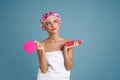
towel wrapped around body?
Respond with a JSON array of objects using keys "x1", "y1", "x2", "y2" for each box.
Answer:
[{"x1": 37, "y1": 51, "x2": 70, "y2": 80}]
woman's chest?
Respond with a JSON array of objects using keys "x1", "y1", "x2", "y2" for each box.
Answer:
[{"x1": 44, "y1": 43, "x2": 64, "y2": 51}]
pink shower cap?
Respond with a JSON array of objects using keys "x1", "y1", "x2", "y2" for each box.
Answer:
[{"x1": 40, "y1": 11, "x2": 62, "y2": 30}]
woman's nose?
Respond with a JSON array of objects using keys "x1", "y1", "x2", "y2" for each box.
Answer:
[{"x1": 51, "y1": 23, "x2": 54, "y2": 27}]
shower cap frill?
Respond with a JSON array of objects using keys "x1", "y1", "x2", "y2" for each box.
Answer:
[{"x1": 40, "y1": 11, "x2": 62, "y2": 30}]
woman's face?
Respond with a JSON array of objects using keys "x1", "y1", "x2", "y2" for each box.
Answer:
[{"x1": 44, "y1": 16, "x2": 60, "y2": 34}]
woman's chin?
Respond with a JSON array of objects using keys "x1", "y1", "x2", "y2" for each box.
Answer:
[{"x1": 50, "y1": 30, "x2": 58, "y2": 34}]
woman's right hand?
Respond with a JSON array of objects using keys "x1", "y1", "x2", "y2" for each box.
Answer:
[{"x1": 34, "y1": 40, "x2": 45, "y2": 52}]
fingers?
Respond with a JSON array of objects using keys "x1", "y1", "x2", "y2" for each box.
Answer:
[
  {"x1": 37, "y1": 46, "x2": 44, "y2": 50},
  {"x1": 34, "y1": 40, "x2": 41, "y2": 45},
  {"x1": 34, "y1": 40, "x2": 44, "y2": 50},
  {"x1": 74, "y1": 40, "x2": 79, "y2": 46},
  {"x1": 66, "y1": 45, "x2": 73, "y2": 49},
  {"x1": 34, "y1": 40, "x2": 37, "y2": 44},
  {"x1": 65, "y1": 40, "x2": 79, "y2": 49}
]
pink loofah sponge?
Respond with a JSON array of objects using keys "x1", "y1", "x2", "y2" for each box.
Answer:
[{"x1": 24, "y1": 40, "x2": 36, "y2": 54}]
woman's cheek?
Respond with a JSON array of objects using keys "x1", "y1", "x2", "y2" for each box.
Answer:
[{"x1": 44, "y1": 27, "x2": 49, "y2": 31}]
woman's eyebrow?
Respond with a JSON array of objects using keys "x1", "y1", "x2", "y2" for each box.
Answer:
[
  {"x1": 53, "y1": 19, "x2": 58, "y2": 21},
  {"x1": 45, "y1": 21, "x2": 51, "y2": 24}
]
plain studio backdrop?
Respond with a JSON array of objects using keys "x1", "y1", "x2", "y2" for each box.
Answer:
[{"x1": 0, "y1": 0, "x2": 120, "y2": 80}]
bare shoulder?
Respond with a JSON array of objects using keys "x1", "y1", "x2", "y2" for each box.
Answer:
[
  {"x1": 62, "y1": 38, "x2": 71, "y2": 42},
  {"x1": 60, "y1": 38, "x2": 71, "y2": 44}
]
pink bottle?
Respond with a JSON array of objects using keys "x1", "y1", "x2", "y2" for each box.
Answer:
[{"x1": 65, "y1": 40, "x2": 82, "y2": 46}]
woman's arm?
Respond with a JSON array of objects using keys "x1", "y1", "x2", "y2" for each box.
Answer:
[
  {"x1": 35, "y1": 41, "x2": 48, "y2": 73},
  {"x1": 63, "y1": 47, "x2": 73, "y2": 71},
  {"x1": 63, "y1": 40, "x2": 79, "y2": 71}
]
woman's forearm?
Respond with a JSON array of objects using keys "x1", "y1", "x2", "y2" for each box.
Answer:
[
  {"x1": 37, "y1": 50, "x2": 48, "y2": 73},
  {"x1": 63, "y1": 49, "x2": 73, "y2": 71}
]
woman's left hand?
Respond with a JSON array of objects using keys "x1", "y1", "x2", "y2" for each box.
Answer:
[{"x1": 63, "y1": 40, "x2": 79, "y2": 51}]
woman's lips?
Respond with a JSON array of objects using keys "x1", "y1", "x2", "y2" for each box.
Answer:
[{"x1": 51, "y1": 28, "x2": 56, "y2": 31}]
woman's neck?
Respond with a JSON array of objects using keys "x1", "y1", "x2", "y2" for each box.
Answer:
[{"x1": 48, "y1": 32, "x2": 62, "y2": 42}]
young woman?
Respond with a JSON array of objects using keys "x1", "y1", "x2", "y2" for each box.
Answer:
[{"x1": 35, "y1": 11, "x2": 79, "y2": 80}]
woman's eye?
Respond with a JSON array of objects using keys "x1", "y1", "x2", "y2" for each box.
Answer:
[
  {"x1": 54, "y1": 20, "x2": 58, "y2": 23},
  {"x1": 45, "y1": 22, "x2": 50, "y2": 26}
]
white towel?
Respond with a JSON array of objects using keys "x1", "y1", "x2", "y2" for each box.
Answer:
[{"x1": 37, "y1": 51, "x2": 71, "y2": 80}]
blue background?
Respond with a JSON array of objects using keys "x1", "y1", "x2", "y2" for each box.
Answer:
[{"x1": 0, "y1": 0, "x2": 120, "y2": 80}]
